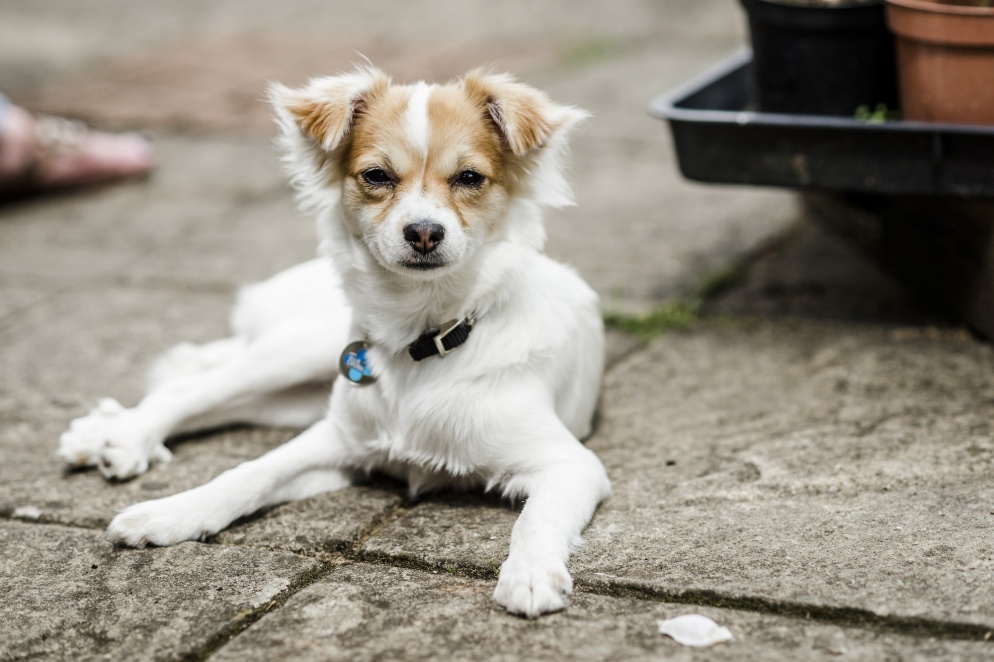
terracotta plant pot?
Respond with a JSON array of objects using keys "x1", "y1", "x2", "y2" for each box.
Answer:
[
  {"x1": 740, "y1": 0, "x2": 898, "y2": 116},
  {"x1": 887, "y1": 0, "x2": 994, "y2": 124}
]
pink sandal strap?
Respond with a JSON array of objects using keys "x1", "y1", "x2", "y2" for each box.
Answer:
[{"x1": 33, "y1": 114, "x2": 90, "y2": 158}]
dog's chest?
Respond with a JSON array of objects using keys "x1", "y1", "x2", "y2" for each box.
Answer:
[{"x1": 336, "y1": 349, "x2": 491, "y2": 476}]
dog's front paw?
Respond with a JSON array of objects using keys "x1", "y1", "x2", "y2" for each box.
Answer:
[
  {"x1": 493, "y1": 556, "x2": 573, "y2": 618},
  {"x1": 107, "y1": 494, "x2": 215, "y2": 548},
  {"x1": 58, "y1": 398, "x2": 171, "y2": 480}
]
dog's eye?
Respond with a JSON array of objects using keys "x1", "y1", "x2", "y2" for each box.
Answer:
[
  {"x1": 453, "y1": 170, "x2": 484, "y2": 188},
  {"x1": 362, "y1": 168, "x2": 395, "y2": 187}
]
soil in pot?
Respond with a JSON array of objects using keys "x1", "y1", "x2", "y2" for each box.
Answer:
[
  {"x1": 887, "y1": 0, "x2": 994, "y2": 124},
  {"x1": 741, "y1": 0, "x2": 899, "y2": 115}
]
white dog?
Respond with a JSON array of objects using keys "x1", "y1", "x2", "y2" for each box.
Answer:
[{"x1": 58, "y1": 68, "x2": 610, "y2": 618}]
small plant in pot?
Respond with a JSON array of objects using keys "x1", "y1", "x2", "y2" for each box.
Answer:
[
  {"x1": 740, "y1": 0, "x2": 899, "y2": 115},
  {"x1": 886, "y1": 0, "x2": 994, "y2": 124}
]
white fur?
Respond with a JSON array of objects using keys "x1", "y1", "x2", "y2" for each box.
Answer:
[
  {"x1": 405, "y1": 82, "x2": 431, "y2": 157},
  {"x1": 59, "y1": 70, "x2": 609, "y2": 618}
]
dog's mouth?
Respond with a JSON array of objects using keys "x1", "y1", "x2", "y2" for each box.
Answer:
[{"x1": 400, "y1": 256, "x2": 446, "y2": 271}]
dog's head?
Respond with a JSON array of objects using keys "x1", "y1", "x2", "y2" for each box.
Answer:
[{"x1": 270, "y1": 68, "x2": 586, "y2": 278}]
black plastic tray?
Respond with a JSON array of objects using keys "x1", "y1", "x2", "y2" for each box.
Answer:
[{"x1": 649, "y1": 52, "x2": 994, "y2": 197}]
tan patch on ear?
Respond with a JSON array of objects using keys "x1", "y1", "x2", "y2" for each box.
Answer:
[
  {"x1": 489, "y1": 89, "x2": 557, "y2": 156},
  {"x1": 286, "y1": 72, "x2": 391, "y2": 150},
  {"x1": 463, "y1": 71, "x2": 561, "y2": 156},
  {"x1": 287, "y1": 98, "x2": 352, "y2": 148}
]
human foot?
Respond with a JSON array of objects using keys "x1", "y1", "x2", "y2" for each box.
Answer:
[{"x1": 0, "y1": 104, "x2": 153, "y2": 199}]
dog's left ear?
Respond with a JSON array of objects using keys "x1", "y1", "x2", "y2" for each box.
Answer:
[{"x1": 464, "y1": 70, "x2": 588, "y2": 207}]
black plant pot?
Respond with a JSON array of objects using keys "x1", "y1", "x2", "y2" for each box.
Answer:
[{"x1": 740, "y1": 0, "x2": 898, "y2": 116}]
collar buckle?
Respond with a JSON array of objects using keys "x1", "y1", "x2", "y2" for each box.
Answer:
[{"x1": 432, "y1": 318, "x2": 461, "y2": 357}]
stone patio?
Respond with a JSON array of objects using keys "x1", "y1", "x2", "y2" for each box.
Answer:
[{"x1": 1, "y1": 1, "x2": 992, "y2": 659}]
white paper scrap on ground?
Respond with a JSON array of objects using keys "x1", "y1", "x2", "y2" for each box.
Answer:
[{"x1": 657, "y1": 614, "x2": 734, "y2": 647}]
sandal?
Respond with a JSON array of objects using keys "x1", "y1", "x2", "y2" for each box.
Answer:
[{"x1": 0, "y1": 105, "x2": 154, "y2": 201}]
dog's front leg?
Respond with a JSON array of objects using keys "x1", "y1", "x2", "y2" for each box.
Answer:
[
  {"x1": 106, "y1": 417, "x2": 351, "y2": 547},
  {"x1": 493, "y1": 433, "x2": 611, "y2": 618}
]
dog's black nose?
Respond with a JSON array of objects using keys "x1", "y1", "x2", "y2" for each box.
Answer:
[{"x1": 403, "y1": 221, "x2": 445, "y2": 255}]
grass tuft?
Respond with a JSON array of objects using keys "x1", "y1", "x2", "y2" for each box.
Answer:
[{"x1": 603, "y1": 299, "x2": 700, "y2": 339}]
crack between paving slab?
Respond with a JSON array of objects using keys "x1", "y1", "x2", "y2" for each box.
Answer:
[
  {"x1": 356, "y1": 548, "x2": 502, "y2": 582},
  {"x1": 333, "y1": 548, "x2": 994, "y2": 643},
  {"x1": 604, "y1": 335, "x2": 649, "y2": 371},
  {"x1": 574, "y1": 577, "x2": 994, "y2": 643},
  {"x1": 181, "y1": 559, "x2": 349, "y2": 662},
  {"x1": 343, "y1": 470, "x2": 994, "y2": 642},
  {"x1": 0, "y1": 504, "x2": 414, "y2": 662},
  {"x1": 187, "y1": 500, "x2": 413, "y2": 660},
  {"x1": 207, "y1": 541, "x2": 994, "y2": 646},
  {"x1": 0, "y1": 512, "x2": 107, "y2": 532},
  {"x1": 191, "y1": 500, "x2": 488, "y2": 662},
  {"x1": 348, "y1": 502, "x2": 415, "y2": 556},
  {"x1": 12, "y1": 500, "x2": 993, "y2": 647}
]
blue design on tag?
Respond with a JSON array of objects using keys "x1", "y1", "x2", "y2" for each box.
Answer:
[{"x1": 342, "y1": 345, "x2": 375, "y2": 384}]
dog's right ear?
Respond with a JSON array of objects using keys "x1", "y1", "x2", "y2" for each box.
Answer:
[
  {"x1": 269, "y1": 67, "x2": 391, "y2": 152},
  {"x1": 269, "y1": 67, "x2": 390, "y2": 209}
]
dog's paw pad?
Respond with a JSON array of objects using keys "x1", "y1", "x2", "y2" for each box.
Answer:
[
  {"x1": 57, "y1": 403, "x2": 165, "y2": 479},
  {"x1": 107, "y1": 496, "x2": 206, "y2": 548},
  {"x1": 99, "y1": 443, "x2": 150, "y2": 481},
  {"x1": 493, "y1": 557, "x2": 573, "y2": 618},
  {"x1": 98, "y1": 439, "x2": 171, "y2": 481},
  {"x1": 57, "y1": 429, "x2": 101, "y2": 468},
  {"x1": 108, "y1": 507, "x2": 163, "y2": 548},
  {"x1": 58, "y1": 403, "x2": 125, "y2": 467}
]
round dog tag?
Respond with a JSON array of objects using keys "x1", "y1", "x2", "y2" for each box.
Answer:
[{"x1": 339, "y1": 341, "x2": 377, "y2": 386}]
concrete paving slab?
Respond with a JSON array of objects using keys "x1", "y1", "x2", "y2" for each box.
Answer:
[
  {"x1": 122, "y1": 192, "x2": 316, "y2": 290},
  {"x1": 360, "y1": 492, "x2": 516, "y2": 576},
  {"x1": 0, "y1": 285, "x2": 231, "y2": 405},
  {"x1": 361, "y1": 323, "x2": 994, "y2": 631},
  {"x1": 2, "y1": 0, "x2": 991, "y2": 658},
  {"x1": 215, "y1": 482, "x2": 405, "y2": 556},
  {"x1": 603, "y1": 328, "x2": 645, "y2": 369},
  {"x1": 0, "y1": 280, "x2": 51, "y2": 323},
  {"x1": 0, "y1": 519, "x2": 319, "y2": 661},
  {"x1": 0, "y1": 282, "x2": 289, "y2": 529},
  {"x1": 0, "y1": 136, "x2": 306, "y2": 288},
  {"x1": 212, "y1": 562, "x2": 992, "y2": 662},
  {"x1": 577, "y1": 323, "x2": 994, "y2": 628},
  {"x1": 0, "y1": 184, "x2": 179, "y2": 284},
  {"x1": 1, "y1": 423, "x2": 294, "y2": 530}
]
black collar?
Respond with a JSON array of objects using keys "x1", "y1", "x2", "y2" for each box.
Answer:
[{"x1": 408, "y1": 315, "x2": 476, "y2": 361}]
